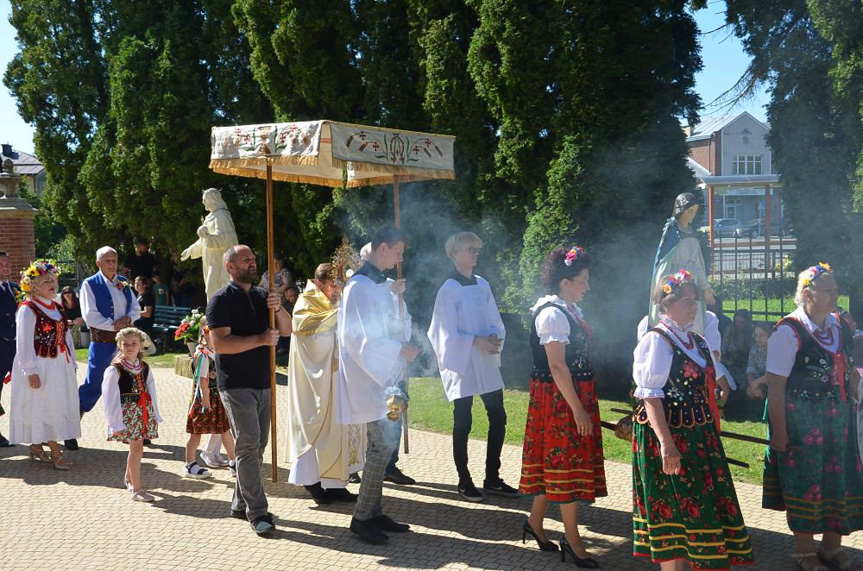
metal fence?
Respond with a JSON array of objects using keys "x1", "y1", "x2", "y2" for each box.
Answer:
[{"x1": 709, "y1": 236, "x2": 797, "y2": 323}]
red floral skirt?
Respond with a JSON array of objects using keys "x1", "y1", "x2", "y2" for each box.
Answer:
[
  {"x1": 186, "y1": 384, "x2": 231, "y2": 435},
  {"x1": 519, "y1": 372, "x2": 606, "y2": 503}
]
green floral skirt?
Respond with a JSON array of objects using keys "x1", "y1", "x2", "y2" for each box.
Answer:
[
  {"x1": 763, "y1": 395, "x2": 863, "y2": 534},
  {"x1": 632, "y1": 421, "x2": 754, "y2": 569}
]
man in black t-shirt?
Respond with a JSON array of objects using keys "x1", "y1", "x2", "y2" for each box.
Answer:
[
  {"x1": 206, "y1": 245, "x2": 292, "y2": 536},
  {"x1": 124, "y1": 239, "x2": 157, "y2": 280}
]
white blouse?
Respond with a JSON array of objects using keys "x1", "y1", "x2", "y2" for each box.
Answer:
[
  {"x1": 767, "y1": 306, "x2": 841, "y2": 378},
  {"x1": 531, "y1": 295, "x2": 583, "y2": 345},
  {"x1": 633, "y1": 318, "x2": 717, "y2": 399},
  {"x1": 102, "y1": 361, "x2": 163, "y2": 433}
]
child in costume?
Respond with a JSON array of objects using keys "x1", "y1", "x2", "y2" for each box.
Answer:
[
  {"x1": 184, "y1": 319, "x2": 235, "y2": 478},
  {"x1": 102, "y1": 327, "x2": 162, "y2": 502}
]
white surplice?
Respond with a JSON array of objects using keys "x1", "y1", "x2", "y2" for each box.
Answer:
[
  {"x1": 427, "y1": 275, "x2": 505, "y2": 402},
  {"x1": 335, "y1": 272, "x2": 411, "y2": 426}
]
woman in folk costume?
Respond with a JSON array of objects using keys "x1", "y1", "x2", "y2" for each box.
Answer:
[
  {"x1": 102, "y1": 327, "x2": 163, "y2": 502},
  {"x1": 650, "y1": 192, "x2": 715, "y2": 335},
  {"x1": 428, "y1": 232, "x2": 516, "y2": 502},
  {"x1": 632, "y1": 270, "x2": 753, "y2": 570},
  {"x1": 9, "y1": 261, "x2": 80, "y2": 469},
  {"x1": 287, "y1": 262, "x2": 364, "y2": 504},
  {"x1": 184, "y1": 319, "x2": 235, "y2": 479},
  {"x1": 763, "y1": 263, "x2": 863, "y2": 571},
  {"x1": 519, "y1": 246, "x2": 605, "y2": 568}
]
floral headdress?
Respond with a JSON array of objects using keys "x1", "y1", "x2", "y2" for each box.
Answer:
[
  {"x1": 801, "y1": 262, "x2": 832, "y2": 287},
  {"x1": 661, "y1": 269, "x2": 693, "y2": 296},
  {"x1": 19, "y1": 260, "x2": 60, "y2": 294},
  {"x1": 564, "y1": 246, "x2": 585, "y2": 267},
  {"x1": 115, "y1": 327, "x2": 156, "y2": 356}
]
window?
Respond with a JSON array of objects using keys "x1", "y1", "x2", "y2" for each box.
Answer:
[{"x1": 732, "y1": 155, "x2": 763, "y2": 175}]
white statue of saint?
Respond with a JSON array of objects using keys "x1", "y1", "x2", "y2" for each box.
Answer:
[{"x1": 180, "y1": 188, "x2": 239, "y2": 300}]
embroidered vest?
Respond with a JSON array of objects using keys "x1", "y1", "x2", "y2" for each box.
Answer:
[
  {"x1": 21, "y1": 300, "x2": 68, "y2": 358},
  {"x1": 778, "y1": 315, "x2": 854, "y2": 401},
  {"x1": 85, "y1": 272, "x2": 133, "y2": 321},
  {"x1": 114, "y1": 362, "x2": 150, "y2": 400},
  {"x1": 529, "y1": 302, "x2": 595, "y2": 382},
  {"x1": 634, "y1": 329, "x2": 716, "y2": 429}
]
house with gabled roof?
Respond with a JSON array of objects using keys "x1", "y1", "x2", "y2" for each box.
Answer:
[
  {"x1": 0, "y1": 143, "x2": 45, "y2": 196},
  {"x1": 684, "y1": 112, "x2": 785, "y2": 245}
]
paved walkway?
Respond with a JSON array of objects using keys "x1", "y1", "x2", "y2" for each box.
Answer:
[{"x1": 1, "y1": 364, "x2": 862, "y2": 570}]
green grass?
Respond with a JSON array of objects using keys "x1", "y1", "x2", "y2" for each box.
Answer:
[
  {"x1": 722, "y1": 295, "x2": 850, "y2": 322},
  {"x1": 406, "y1": 377, "x2": 769, "y2": 485}
]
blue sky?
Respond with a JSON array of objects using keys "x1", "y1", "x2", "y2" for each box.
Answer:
[{"x1": 0, "y1": 0, "x2": 769, "y2": 155}]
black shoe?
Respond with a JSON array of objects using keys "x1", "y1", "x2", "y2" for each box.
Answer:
[
  {"x1": 0, "y1": 434, "x2": 12, "y2": 448},
  {"x1": 384, "y1": 467, "x2": 416, "y2": 485},
  {"x1": 229, "y1": 508, "x2": 247, "y2": 520},
  {"x1": 64, "y1": 439, "x2": 79, "y2": 451},
  {"x1": 304, "y1": 482, "x2": 331, "y2": 505},
  {"x1": 483, "y1": 479, "x2": 519, "y2": 498},
  {"x1": 250, "y1": 515, "x2": 275, "y2": 536},
  {"x1": 560, "y1": 537, "x2": 599, "y2": 568},
  {"x1": 523, "y1": 519, "x2": 558, "y2": 552},
  {"x1": 350, "y1": 517, "x2": 389, "y2": 544},
  {"x1": 348, "y1": 472, "x2": 362, "y2": 484},
  {"x1": 457, "y1": 481, "x2": 485, "y2": 503},
  {"x1": 326, "y1": 488, "x2": 358, "y2": 503},
  {"x1": 371, "y1": 514, "x2": 410, "y2": 533},
  {"x1": 143, "y1": 439, "x2": 152, "y2": 446}
]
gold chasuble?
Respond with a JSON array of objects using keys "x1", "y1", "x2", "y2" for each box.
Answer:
[{"x1": 286, "y1": 284, "x2": 365, "y2": 483}]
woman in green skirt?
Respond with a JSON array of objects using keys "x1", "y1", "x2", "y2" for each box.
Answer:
[
  {"x1": 632, "y1": 270, "x2": 754, "y2": 570},
  {"x1": 763, "y1": 263, "x2": 863, "y2": 571}
]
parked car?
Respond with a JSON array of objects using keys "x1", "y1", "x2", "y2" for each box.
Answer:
[
  {"x1": 731, "y1": 218, "x2": 794, "y2": 238},
  {"x1": 734, "y1": 219, "x2": 761, "y2": 238},
  {"x1": 714, "y1": 218, "x2": 742, "y2": 237}
]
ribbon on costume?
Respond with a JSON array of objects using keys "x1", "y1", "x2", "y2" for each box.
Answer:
[
  {"x1": 135, "y1": 369, "x2": 151, "y2": 430},
  {"x1": 832, "y1": 353, "x2": 848, "y2": 402},
  {"x1": 705, "y1": 365, "x2": 721, "y2": 431}
]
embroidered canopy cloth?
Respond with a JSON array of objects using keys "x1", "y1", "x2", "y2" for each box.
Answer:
[{"x1": 210, "y1": 120, "x2": 455, "y2": 187}]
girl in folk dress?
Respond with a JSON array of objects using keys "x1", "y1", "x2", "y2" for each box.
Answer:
[
  {"x1": 519, "y1": 247, "x2": 605, "y2": 568},
  {"x1": 632, "y1": 270, "x2": 753, "y2": 570},
  {"x1": 184, "y1": 320, "x2": 235, "y2": 479},
  {"x1": 9, "y1": 261, "x2": 81, "y2": 469},
  {"x1": 102, "y1": 328, "x2": 163, "y2": 502}
]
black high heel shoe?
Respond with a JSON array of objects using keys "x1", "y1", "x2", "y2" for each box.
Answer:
[
  {"x1": 522, "y1": 519, "x2": 558, "y2": 552},
  {"x1": 560, "y1": 537, "x2": 600, "y2": 568}
]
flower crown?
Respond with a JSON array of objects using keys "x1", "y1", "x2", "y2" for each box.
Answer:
[
  {"x1": 801, "y1": 262, "x2": 832, "y2": 287},
  {"x1": 564, "y1": 246, "x2": 585, "y2": 267},
  {"x1": 115, "y1": 327, "x2": 155, "y2": 351},
  {"x1": 662, "y1": 269, "x2": 693, "y2": 296},
  {"x1": 19, "y1": 260, "x2": 60, "y2": 293}
]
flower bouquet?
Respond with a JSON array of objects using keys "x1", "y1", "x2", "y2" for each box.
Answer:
[{"x1": 175, "y1": 309, "x2": 204, "y2": 345}]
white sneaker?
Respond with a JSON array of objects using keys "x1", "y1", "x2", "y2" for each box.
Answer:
[
  {"x1": 200, "y1": 450, "x2": 224, "y2": 469},
  {"x1": 215, "y1": 453, "x2": 231, "y2": 467},
  {"x1": 184, "y1": 461, "x2": 213, "y2": 479}
]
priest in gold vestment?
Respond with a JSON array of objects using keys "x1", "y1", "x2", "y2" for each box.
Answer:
[{"x1": 286, "y1": 263, "x2": 365, "y2": 503}]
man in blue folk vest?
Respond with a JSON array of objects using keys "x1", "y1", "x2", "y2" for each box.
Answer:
[{"x1": 76, "y1": 246, "x2": 140, "y2": 449}]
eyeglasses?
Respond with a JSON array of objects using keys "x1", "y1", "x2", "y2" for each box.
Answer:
[{"x1": 465, "y1": 247, "x2": 482, "y2": 255}]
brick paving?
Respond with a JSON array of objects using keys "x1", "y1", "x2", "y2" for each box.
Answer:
[{"x1": 1, "y1": 364, "x2": 862, "y2": 570}]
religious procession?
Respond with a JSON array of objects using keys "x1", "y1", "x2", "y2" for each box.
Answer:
[{"x1": 2, "y1": 1, "x2": 863, "y2": 569}]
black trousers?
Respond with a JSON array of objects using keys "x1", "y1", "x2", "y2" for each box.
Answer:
[{"x1": 452, "y1": 388, "x2": 506, "y2": 486}]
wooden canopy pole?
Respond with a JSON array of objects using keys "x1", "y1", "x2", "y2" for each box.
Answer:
[
  {"x1": 266, "y1": 164, "x2": 278, "y2": 482},
  {"x1": 393, "y1": 176, "x2": 409, "y2": 454}
]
